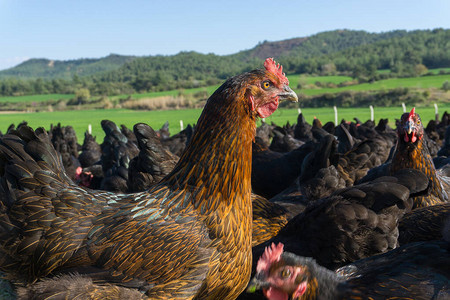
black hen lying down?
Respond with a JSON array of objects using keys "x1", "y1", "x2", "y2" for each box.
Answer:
[{"x1": 245, "y1": 240, "x2": 449, "y2": 300}]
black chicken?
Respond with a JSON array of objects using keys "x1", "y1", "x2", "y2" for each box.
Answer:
[
  {"x1": 252, "y1": 169, "x2": 429, "y2": 271},
  {"x1": 245, "y1": 240, "x2": 450, "y2": 299},
  {"x1": 127, "y1": 123, "x2": 179, "y2": 192},
  {"x1": 252, "y1": 137, "x2": 314, "y2": 199},
  {"x1": 99, "y1": 119, "x2": 139, "y2": 192}
]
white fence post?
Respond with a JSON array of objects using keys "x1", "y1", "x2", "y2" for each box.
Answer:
[
  {"x1": 402, "y1": 103, "x2": 406, "y2": 113},
  {"x1": 180, "y1": 120, "x2": 184, "y2": 131},
  {"x1": 298, "y1": 108, "x2": 302, "y2": 115},
  {"x1": 370, "y1": 105, "x2": 374, "y2": 121},
  {"x1": 88, "y1": 124, "x2": 92, "y2": 134},
  {"x1": 333, "y1": 106, "x2": 338, "y2": 125}
]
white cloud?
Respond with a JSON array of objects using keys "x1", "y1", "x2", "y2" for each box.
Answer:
[{"x1": 0, "y1": 56, "x2": 30, "y2": 71}]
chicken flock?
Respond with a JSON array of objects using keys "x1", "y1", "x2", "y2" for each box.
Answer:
[{"x1": 0, "y1": 58, "x2": 448, "y2": 300}]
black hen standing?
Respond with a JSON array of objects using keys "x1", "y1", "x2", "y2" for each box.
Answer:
[
  {"x1": 78, "y1": 131, "x2": 102, "y2": 169},
  {"x1": 127, "y1": 123, "x2": 179, "y2": 192},
  {"x1": 99, "y1": 119, "x2": 139, "y2": 192},
  {"x1": 160, "y1": 124, "x2": 194, "y2": 157},
  {"x1": 49, "y1": 123, "x2": 81, "y2": 181}
]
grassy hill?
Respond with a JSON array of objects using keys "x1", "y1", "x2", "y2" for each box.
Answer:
[
  {"x1": 2, "y1": 29, "x2": 448, "y2": 82},
  {"x1": 0, "y1": 54, "x2": 136, "y2": 79},
  {"x1": 0, "y1": 29, "x2": 448, "y2": 99},
  {"x1": 235, "y1": 29, "x2": 410, "y2": 60},
  {"x1": 1, "y1": 70, "x2": 448, "y2": 113}
]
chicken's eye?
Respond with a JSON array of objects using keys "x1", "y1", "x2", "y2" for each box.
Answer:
[
  {"x1": 262, "y1": 81, "x2": 272, "y2": 90},
  {"x1": 281, "y1": 268, "x2": 291, "y2": 278}
]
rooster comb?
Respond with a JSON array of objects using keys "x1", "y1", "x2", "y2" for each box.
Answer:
[
  {"x1": 264, "y1": 58, "x2": 289, "y2": 84},
  {"x1": 256, "y1": 242, "x2": 284, "y2": 274},
  {"x1": 408, "y1": 107, "x2": 416, "y2": 121}
]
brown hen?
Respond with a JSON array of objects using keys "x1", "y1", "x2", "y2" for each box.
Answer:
[
  {"x1": 0, "y1": 58, "x2": 297, "y2": 299},
  {"x1": 360, "y1": 107, "x2": 450, "y2": 209},
  {"x1": 390, "y1": 107, "x2": 450, "y2": 208}
]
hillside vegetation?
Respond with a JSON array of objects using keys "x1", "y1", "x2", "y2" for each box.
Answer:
[
  {"x1": 0, "y1": 29, "x2": 448, "y2": 98},
  {"x1": 0, "y1": 54, "x2": 136, "y2": 79}
]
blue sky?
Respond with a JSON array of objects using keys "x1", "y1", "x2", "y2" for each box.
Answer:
[{"x1": 0, "y1": 0, "x2": 449, "y2": 70}]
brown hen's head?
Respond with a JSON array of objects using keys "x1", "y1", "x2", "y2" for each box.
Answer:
[
  {"x1": 247, "y1": 243, "x2": 341, "y2": 300},
  {"x1": 397, "y1": 107, "x2": 424, "y2": 145},
  {"x1": 246, "y1": 58, "x2": 298, "y2": 118}
]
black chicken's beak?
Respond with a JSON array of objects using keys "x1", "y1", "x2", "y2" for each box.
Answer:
[
  {"x1": 246, "y1": 273, "x2": 271, "y2": 293},
  {"x1": 404, "y1": 120, "x2": 416, "y2": 135},
  {"x1": 279, "y1": 85, "x2": 298, "y2": 102}
]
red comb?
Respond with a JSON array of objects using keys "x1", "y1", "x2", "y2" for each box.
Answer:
[
  {"x1": 76, "y1": 166, "x2": 83, "y2": 176},
  {"x1": 256, "y1": 243, "x2": 284, "y2": 274},
  {"x1": 264, "y1": 58, "x2": 289, "y2": 84},
  {"x1": 408, "y1": 107, "x2": 415, "y2": 120}
]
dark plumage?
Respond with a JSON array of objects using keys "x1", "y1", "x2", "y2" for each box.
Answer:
[
  {"x1": 360, "y1": 108, "x2": 450, "y2": 208},
  {"x1": 252, "y1": 169, "x2": 428, "y2": 271},
  {"x1": 390, "y1": 109, "x2": 450, "y2": 207},
  {"x1": 48, "y1": 123, "x2": 81, "y2": 180},
  {"x1": 255, "y1": 121, "x2": 274, "y2": 147},
  {"x1": 17, "y1": 274, "x2": 146, "y2": 299},
  {"x1": 398, "y1": 202, "x2": 450, "y2": 245},
  {"x1": 127, "y1": 123, "x2": 179, "y2": 192},
  {"x1": 160, "y1": 124, "x2": 194, "y2": 157},
  {"x1": 244, "y1": 240, "x2": 450, "y2": 299},
  {"x1": 99, "y1": 119, "x2": 139, "y2": 192},
  {"x1": 437, "y1": 125, "x2": 450, "y2": 157},
  {"x1": 269, "y1": 127, "x2": 303, "y2": 153},
  {"x1": 78, "y1": 131, "x2": 102, "y2": 168},
  {"x1": 251, "y1": 137, "x2": 314, "y2": 199},
  {"x1": 156, "y1": 121, "x2": 170, "y2": 140}
]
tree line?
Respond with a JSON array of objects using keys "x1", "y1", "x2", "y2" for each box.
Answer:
[{"x1": 0, "y1": 29, "x2": 448, "y2": 97}]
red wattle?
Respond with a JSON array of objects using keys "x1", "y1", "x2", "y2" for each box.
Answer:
[
  {"x1": 263, "y1": 287, "x2": 288, "y2": 300},
  {"x1": 256, "y1": 98, "x2": 279, "y2": 118},
  {"x1": 249, "y1": 95, "x2": 255, "y2": 112},
  {"x1": 293, "y1": 281, "x2": 308, "y2": 298}
]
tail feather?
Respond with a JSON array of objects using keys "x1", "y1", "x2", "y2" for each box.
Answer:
[
  {"x1": 0, "y1": 126, "x2": 102, "y2": 281},
  {"x1": 17, "y1": 274, "x2": 146, "y2": 299},
  {"x1": 0, "y1": 126, "x2": 69, "y2": 183}
]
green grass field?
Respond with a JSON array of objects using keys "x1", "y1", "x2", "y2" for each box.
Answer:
[
  {"x1": 299, "y1": 74, "x2": 450, "y2": 96},
  {"x1": 427, "y1": 68, "x2": 450, "y2": 74},
  {"x1": 1, "y1": 69, "x2": 448, "y2": 105},
  {"x1": 0, "y1": 93, "x2": 74, "y2": 103},
  {"x1": 2, "y1": 104, "x2": 449, "y2": 143},
  {"x1": 287, "y1": 74, "x2": 353, "y2": 87},
  {"x1": 110, "y1": 85, "x2": 221, "y2": 101}
]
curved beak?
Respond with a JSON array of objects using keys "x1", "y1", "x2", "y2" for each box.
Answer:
[
  {"x1": 404, "y1": 120, "x2": 415, "y2": 135},
  {"x1": 246, "y1": 273, "x2": 271, "y2": 293},
  {"x1": 279, "y1": 85, "x2": 298, "y2": 103}
]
